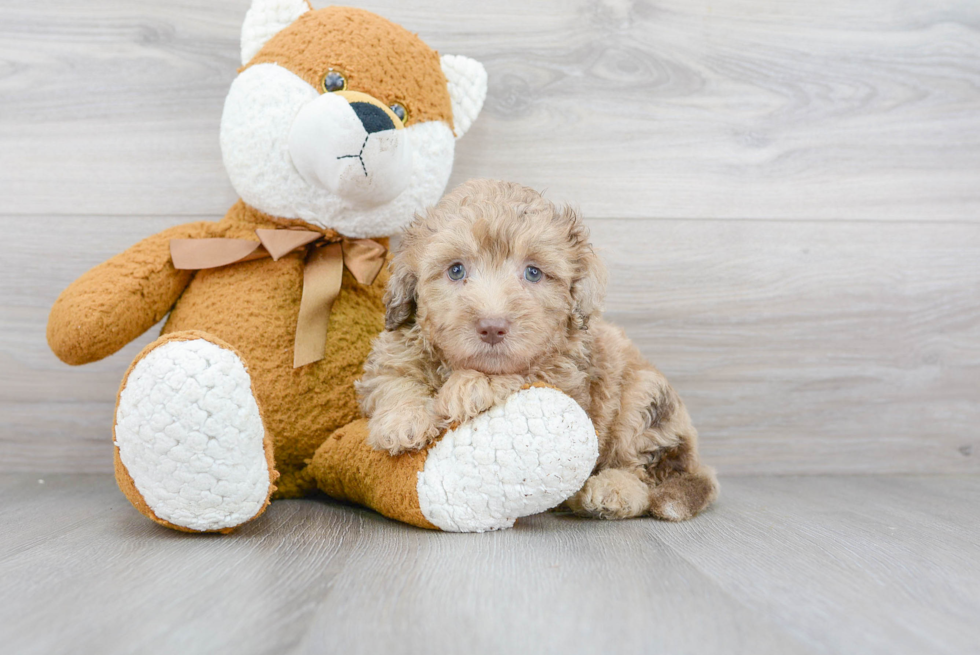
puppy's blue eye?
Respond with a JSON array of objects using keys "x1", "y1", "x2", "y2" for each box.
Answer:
[
  {"x1": 524, "y1": 266, "x2": 543, "y2": 282},
  {"x1": 448, "y1": 263, "x2": 466, "y2": 281}
]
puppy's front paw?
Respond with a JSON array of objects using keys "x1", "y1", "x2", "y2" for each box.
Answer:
[
  {"x1": 435, "y1": 370, "x2": 495, "y2": 425},
  {"x1": 367, "y1": 405, "x2": 444, "y2": 455},
  {"x1": 567, "y1": 469, "x2": 650, "y2": 520}
]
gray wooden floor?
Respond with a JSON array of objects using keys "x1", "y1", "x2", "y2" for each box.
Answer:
[{"x1": 1, "y1": 474, "x2": 977, "y2": 655}]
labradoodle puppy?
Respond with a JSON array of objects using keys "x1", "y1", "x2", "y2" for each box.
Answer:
[{"x1": 356, "y1": 179, "x2": 718, "y2": 521}]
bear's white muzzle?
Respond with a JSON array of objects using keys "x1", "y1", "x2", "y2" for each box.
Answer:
[{"x1": 288, "y1": 92, "x2": 412, "y2": 208}]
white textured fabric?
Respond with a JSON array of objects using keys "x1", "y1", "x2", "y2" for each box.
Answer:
[
  {"x1": 418, "y1": 387, "x2": 599, "y2": 532},
  {"x1": 221, "y1": 63, "x2": 456, "y2": 238},
  {"x1": 240, "y1": 0, "x2": 309, "y2": 65},
  {"x1": 114, "y1": 340, "x2": 270, "y2": 532},
  {"x1": 288, "y1": 92, "x2": 412, "y2": 207},
  {"x1": 440, "y1": 54, "x2": 488, "y2": 138}
]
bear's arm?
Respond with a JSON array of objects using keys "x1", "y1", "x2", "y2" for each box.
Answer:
[{"x1": 47, "y1": 221, "x2": 217, "y2": 365}]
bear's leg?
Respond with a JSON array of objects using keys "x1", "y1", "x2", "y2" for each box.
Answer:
[
  {"x1": 113, "y1": 331, "x2": 277, "y2": 533},
  {"x1": 308, "y1": 386, "x2": 598, "y2": 532}
]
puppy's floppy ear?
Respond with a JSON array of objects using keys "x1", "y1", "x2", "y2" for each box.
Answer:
[
  {"x1": 572, "y1": 249, "x2": 607, "y2": 329},
  {"x1": 562, "y1": 206, "x2": 608, "y2": 330},
  {"x1": 384, "y1": 255, "x2": 418, "y2": 331}
]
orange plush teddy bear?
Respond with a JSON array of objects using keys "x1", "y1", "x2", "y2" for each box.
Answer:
[{"x1": 48, "y1": 1, "x2": 598, "y2": 533}]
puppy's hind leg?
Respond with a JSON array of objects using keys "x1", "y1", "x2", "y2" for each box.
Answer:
[
  {"x1": 646, "y1": 438, "x2": 719, "y2": 522},
  {"x1": 565, "y1": 460, "x2": 717, "y2": 521}
]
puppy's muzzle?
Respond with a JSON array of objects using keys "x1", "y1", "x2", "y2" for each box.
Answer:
[{"x1": 288, "y1": 90, "x2": 412, "y2": 208}]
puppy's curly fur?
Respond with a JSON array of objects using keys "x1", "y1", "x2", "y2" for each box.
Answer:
[{"x1": 356, "y1": 179, "x2": 719, "y2": 521}]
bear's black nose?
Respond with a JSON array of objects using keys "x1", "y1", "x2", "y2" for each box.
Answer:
[{"x1": 350, "y1": 102, "x2": 395, "y2": 134}]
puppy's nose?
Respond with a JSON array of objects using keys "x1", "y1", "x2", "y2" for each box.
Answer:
[{"x1": 478, "y1": 318, "x2": 510, "y2": 345}]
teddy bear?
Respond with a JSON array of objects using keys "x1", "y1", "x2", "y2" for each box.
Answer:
[{"x1": 46, "y1": 0, "x2": 599, "y2": 533}]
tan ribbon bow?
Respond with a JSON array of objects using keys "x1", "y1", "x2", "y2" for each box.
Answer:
[{"x1": 170, "y1": 228, "x2": 387, "y2": 368}]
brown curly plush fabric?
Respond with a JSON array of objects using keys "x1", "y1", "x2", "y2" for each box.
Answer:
[
  {"x1": 247, "y1": 6, "x2": 454, "y2": 129},
  {"x1": 49, "y1": 201, "x2": 389, "y2": 499},
  {"x1": 310, "y1": 418, "x2": 438, "y2": 529},
  {"x1": 47, "y1": 221, "x2": 213, "y2": 366},
  {"x1": 47, "y1": 5, "x2": 466, "y2": 529},
  {"x1": 164, "y1": 203, "x2": 388, "y2": 497}
]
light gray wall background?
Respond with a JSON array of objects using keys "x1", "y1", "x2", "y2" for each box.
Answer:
[{"x1": 2, "y1": 0, "x2": 978, "y2": 475}]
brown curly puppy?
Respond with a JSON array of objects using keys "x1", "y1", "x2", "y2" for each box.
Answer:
[{"x1": 356, "y1": 179, "x2": 719, "y2": 521}]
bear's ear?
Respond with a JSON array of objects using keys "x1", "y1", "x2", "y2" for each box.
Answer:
[
  {"x1": 441, "y1": 55, "x2": 488, "y2": 138},
  {"x1": 240, "y1": 0, "x2": 312, "y2": 66}
]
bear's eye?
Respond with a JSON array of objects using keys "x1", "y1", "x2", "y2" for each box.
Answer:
[
  {"x1": 447, "y1": 263, "x2": 466, "y2": 281},
  {"x1": 389, "y1": 102, "x2": 408, "y2": 123},
  {"x1": 322, "y1": 70, "x2": 347, "y2": 93},
  {"x1": 524, "y1": 266, "x2": 543, "y2": 283}
]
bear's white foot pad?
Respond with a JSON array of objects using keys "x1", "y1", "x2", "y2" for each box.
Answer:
[
  {"x1": 417, "y1": 386, "x2": 599, "y2": 532},
  {"x1": 115, "y1": 339, "x2": 271, "y2": 531}
]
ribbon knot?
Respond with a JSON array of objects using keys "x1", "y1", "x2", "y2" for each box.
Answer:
[{"x1": 171, "y1": 228, "x2": 387, "y2": 368}]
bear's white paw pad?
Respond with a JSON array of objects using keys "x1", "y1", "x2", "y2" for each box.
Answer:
[
  {"x1": 417, "y1": 387, "x2": 598, "y2": 532},
  {"x1": 115, "y1": 339, "x2": 270, "y2": 531}
]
